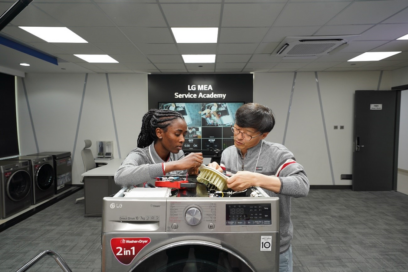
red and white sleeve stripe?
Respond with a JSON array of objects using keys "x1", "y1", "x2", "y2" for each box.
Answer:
[{"x1": 276, "y1": 159, "x2": 296, "y2": 177}]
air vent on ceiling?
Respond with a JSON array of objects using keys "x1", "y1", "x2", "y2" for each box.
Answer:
[{"x1": 273, "y1": 36, "x2": 356, "y2": 59}]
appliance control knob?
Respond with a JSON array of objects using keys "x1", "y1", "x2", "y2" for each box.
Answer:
[
  {"x1": 185, "y1": 207, "x2": 202, "y2": 226},
  {"x1": 208, "y1": 223, "x2": 215, "y2": 229},
  {"x1": 171, "y1": 223, "x2": 178, "y2": 229}
]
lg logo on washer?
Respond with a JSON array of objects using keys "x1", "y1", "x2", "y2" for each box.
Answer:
[
  {"x1": 110, "y1": 203, "x2": 122, "y2": 209},
  {"x1": 111, "y1": 238, "x2": 151, "y2": 265}
]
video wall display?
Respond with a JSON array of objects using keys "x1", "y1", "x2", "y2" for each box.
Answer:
[{"x1": 159, "y1": 102, "x2": 244, "y2": 153}]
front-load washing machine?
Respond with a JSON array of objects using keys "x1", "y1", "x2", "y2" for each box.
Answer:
[
  {"x1": 30, "y1": 152, "x2": 72, "y2": 194},
  {"x1": 10, "y1": 155, "x2": 55, "y2": 204},
  {"x1": 102, "y1": 185, "x2": 280, "y2": 272},
  {"x1": 0, "y1": 160, "x2": 33, "y2": 219}
]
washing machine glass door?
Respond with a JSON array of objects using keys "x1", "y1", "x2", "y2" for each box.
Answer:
[
  {"x1": 7, "y1": 170, "x2": 31, "y2": 201},
  {"x1": 36, "y1": 164, "x2": 53, "y2": 191},
  {"x1": 132, "y1": 242, "x2": 254, "y2": 272}
]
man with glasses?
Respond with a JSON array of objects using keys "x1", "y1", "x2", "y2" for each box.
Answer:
[{"x1": 209, "y1": 103, "x2": 309, "y2": 272}]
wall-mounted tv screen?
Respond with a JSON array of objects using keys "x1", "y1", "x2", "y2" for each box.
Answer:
[{"x1": 159, "y1": 102, "x2": 244, "y2": 155}]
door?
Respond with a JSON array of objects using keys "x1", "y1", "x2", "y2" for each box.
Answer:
[{"x1": 353, "y1": 91, "x2": 398, "y2": 191}]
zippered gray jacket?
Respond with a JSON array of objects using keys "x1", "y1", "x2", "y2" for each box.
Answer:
[
  {"x1": 221, "y1": 140, "x2": 309, "y2": 254},
  {"x1": 115, "y1": 142, "x2": 186, "y2": 186}
]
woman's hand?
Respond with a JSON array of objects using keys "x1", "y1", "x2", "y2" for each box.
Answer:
[
  {"x1": 207, "y1": 162, "x2": 223, "y2": 173},
  {"x1": 178, "y1": 152, "x2": 203, "y2": 169}
]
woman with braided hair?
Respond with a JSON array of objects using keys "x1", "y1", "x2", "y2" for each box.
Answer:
[{"x1": 114, "y1": 109, "x2": 203, "y2": 186}]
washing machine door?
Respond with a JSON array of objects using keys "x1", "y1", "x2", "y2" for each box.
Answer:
[
  {"x1": 7, "y1": 170, "x2": 31, "y2": 201},
  {"x1": 131, "y1": 241, "x2": 254, "y2": 272},
  {"x1": 36, "y1": 164, "x2": 53, "y2": 191}
]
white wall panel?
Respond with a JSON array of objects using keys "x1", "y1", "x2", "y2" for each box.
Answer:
[
  {"x1": 22, "y1": 74, "x2": 85, "y2": 154},
  {"x1": 284, "y1": 72, "x2": 332, "y2": 185},
  {"x1": 318, "y1": 71, "x2": 380, "y2": 186},
  {"x1": 391, "y1": 66, "x2": 408, "y2": 87},
  {"x1": 17, "y1": 78, "x2": 37, "y2": 155},
  {"x1": 253, "y1": 73, "x2": 294, "y2": 144},
  {"x1": 108, "y1": 74, "x2": 148, "y2": 158},
  {"x1": 74, "y1": 74, "x2": 117, "y2": 184}
]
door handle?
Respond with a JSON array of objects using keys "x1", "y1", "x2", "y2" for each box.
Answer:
[{"x1": 355, "y1": 136, "x2": 364, "y2": 152}]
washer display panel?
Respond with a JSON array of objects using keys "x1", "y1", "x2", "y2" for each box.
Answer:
[{"x1": 7, "y1": 170, "x2": 31, "y2": 201}]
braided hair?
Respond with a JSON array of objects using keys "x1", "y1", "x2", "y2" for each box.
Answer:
[{"x1": 137, "y1": 109, "x2": 184, "y2": 148}]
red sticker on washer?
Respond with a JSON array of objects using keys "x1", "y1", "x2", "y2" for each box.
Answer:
[{"x1": 111, "y1": 238, "x2": 151, "y2": 265}]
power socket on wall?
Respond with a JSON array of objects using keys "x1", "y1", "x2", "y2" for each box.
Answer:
[{"x1": 334, "y1": 125, "x2": 345, "y2": 130}]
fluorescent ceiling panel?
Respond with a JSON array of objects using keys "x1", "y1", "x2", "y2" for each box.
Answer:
[
  {"x1": 19, "y1": 27, "x2": 87, "y2": 43},
  {"x1": 172, "y1": 28, "x2": 218, "y2": 43},
  {"x1": 20, "y1": 63, "x2": 30, "y2": 66},
  {"x1": 397, "y1": 34, "x2": 408, "y2": 40},
  {"x1": 74, "y1": 54, "x2": 118, "y2": 63},
  {"x1": 348, "y1": 52, "x2": 401, "y2": 62},
  {"x1": 182, "y1": 55, "x2": 216, "y2": 63}
]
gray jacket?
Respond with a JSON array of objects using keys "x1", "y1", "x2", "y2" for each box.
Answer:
[
  {"x1": 115, "y1": 142, "x2": 186, "y2": 186},
  {"x1": 221, "y1": 140, "x2": 309, "y2": 253}
]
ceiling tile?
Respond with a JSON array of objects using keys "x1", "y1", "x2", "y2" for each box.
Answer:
[
  {"x1": 371, "y1": 41, "x2": 408, "y2": 52},
  {"x1": 262, "y1": 26, "x2": 320, "y2": 43},
  {"x1": 328, "y1": 1, "x2": 408, "y2": 25},
  {"x1": 93, "y1": 63, "x2": 131, "y2": 70},
  {"x1": 216, "y1": 55, "x2": 251, "y2": 63},
  {"x1": 215, "y1": 63, "x2": 246, "y2": 69},
  {"x1": 217, "y1": 43, "x2": 258, "y2": 54},
  {"x1": 93, "y1": 42, "x2": 140, "y2": 54},
  {"x1": 298, "y1": 62, "x2": 339, "y2": 71},
  {"x1": 255, "y1": 43, "x2": 279, "y2": 54},
  {"x1": 123, "y1": 63, "x2": 157, "y2": 70},
  {"x1": 274, "y1": 2, "x2": 349, "y2": 27},
  {"x1": 315, "y1": 25, "x2": 373, "y2": 36},
  {"x1": 161, "y1": 4, "x2": 221, "y2": 27},
  {"x1": 246, "y1": 62, "x2": 276, "y2": 69},
  {"x1": 35, "y1": 3, "x2": 115, "y2": 26},
  {"x1": 26, "y1": 42, "x2": 69, "y2": 55},
  {"x1": 69, "y1": 27, "x2": 130, "y2": 43},
  {"x1": 383, "y1": 7, "x2": 408, "y2": 24},
  {"x1": 154, "y1": 63, "x2": 186, "y2": 69},
  {"x1": 219, "y1": 28, "x2": 269, "y2": 43},
  {"x1": 354, "y1": 24, "x2": 408, "y2": 41},
  {"x1": 97, "y1": 3, "x2": 166, "y2": 26},
  {"x1": 109, "y1": 54, "x2": 151, "y2": 63},
  {"x1": 339, "y1": 41, "x2": 389, "y2": 53},
  {"x1": 185, "y1": 63, "x2": 215, "y2": 70},
  {"x1": 1, "y1": 26, "x2": 47, "y2": 43},
  {"x1": 136, "y1": 43, "x2": 179, "y2": 54},
  {"x1": 177, "y1": 44, "x2": 217, "y2": 54},
  {"x1": 159, "y1": 69, "x2": 188, "y2": 73},
  {"x1": 249, "y1": 54, "x2": 281, "y2": 63},
  {"x1": 54, "y1": 43, "x2": 106, "y2": 54},
  {"x1": 222, "y1": 3, "x2": 285, "y2": 27},
  {"x1": 5, "y1": 4, "x2": 61, "y2": 26},
  {"x1": 120, "y1": 27, "x2": 174, "y2": 43},
  {"x1": 147, "y1": 55, "x2": 183, "y2": 63}
]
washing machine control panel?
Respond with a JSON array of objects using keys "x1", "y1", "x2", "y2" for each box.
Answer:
[{"x1": 226, "y1": 204, "x2": 271, "y2": 226}]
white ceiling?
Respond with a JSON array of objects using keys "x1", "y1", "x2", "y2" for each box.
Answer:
[{"x1": 1, "y1": 0, "x2": 408, "y2": 74}]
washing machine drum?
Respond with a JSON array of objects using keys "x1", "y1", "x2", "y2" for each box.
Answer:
[
  {"x1": 36, "y1": 164, "x2": 53, "y2": 190},
  {"x1": 7, "y1": 170, "x2": 31, "y2": 201}
]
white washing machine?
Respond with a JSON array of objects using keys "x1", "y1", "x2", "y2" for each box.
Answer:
[
  {"x1": 102, "y1": 185, "x2": 280, "y2": 272},
  {"x1": 0, "y1": 160, "x2": 33, "y2": 219},
  {"x1": 16, "y1": 155, "x2": 55, "y2": 204}
]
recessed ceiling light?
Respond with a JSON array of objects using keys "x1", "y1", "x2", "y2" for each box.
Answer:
[
  {"x1": 397, "y1": 34, "x2": 408, "y2": 40},
  {"x1": 348, "y1": 52, "x2": 401, "y2": 62},
  {"x1": 19, "y1": 27, "x2": 87, "y2": 43},
  {"x1": 74, "y1": 54, "x2": 118, "y2": 63},
  {"x1": 20, "y1": 63, "x2": 30, "y2": 66},
  {"x1": 182, "y1": 55, "x2": 216, "y2": 63},
  {"x1": 172, "y1": 28, "x2": 218, "y2": 43}
]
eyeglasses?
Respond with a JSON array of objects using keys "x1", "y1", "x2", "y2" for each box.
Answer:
[{"x1": 231, "y1": 126, "x2": 261, "y2": 141}]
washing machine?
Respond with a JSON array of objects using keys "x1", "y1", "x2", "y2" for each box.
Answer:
[
  {"x1": 30, "y1": 152, "x2": 72, "y2": 194},
  {"x1": 10, "y1": 155, "x2": 55, "y2": 204},
  {"x1": 0, "y1": 160, "x2": 33, "y2": 219},
  {"x1": 102, "y1": 184, "x2": 280, "y2": 272}
]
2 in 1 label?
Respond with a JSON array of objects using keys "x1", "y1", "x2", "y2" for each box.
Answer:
[
  {"x1": 260, "y1": 236, "x2": 272, "y2": 251},
  {"x1": 110, "y1": 238, "x2": 151, "y2": 265}
]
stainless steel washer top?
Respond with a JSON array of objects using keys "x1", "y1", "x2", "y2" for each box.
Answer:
[{"x1": 102, "y1": 186, "x2": 280, "y2": 272}]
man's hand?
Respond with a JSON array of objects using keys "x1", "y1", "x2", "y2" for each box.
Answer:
[{"x1": 227, "y1": 171, "x2": 256, "y2": 191}]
